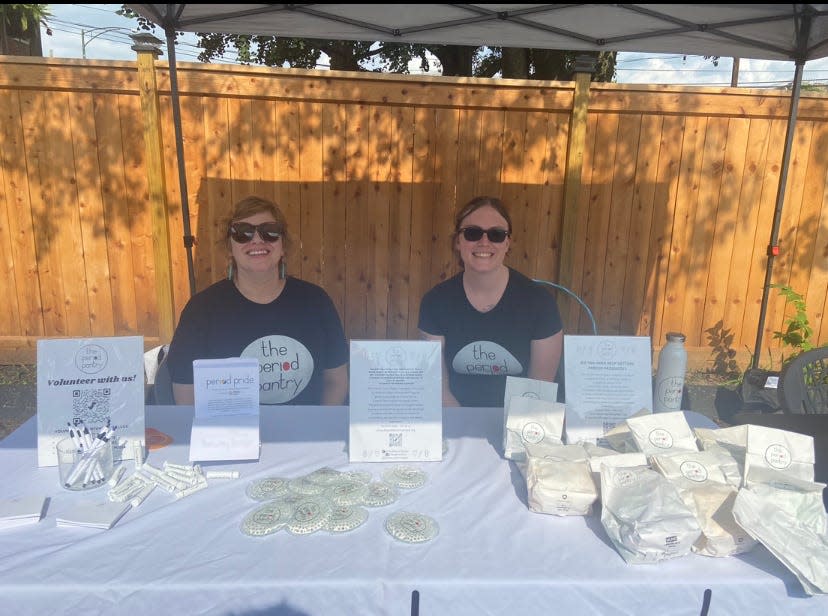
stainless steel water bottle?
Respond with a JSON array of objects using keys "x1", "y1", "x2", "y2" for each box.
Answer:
[{"x1": 654, "y1": 332, "x2": 687, "y2": 413}]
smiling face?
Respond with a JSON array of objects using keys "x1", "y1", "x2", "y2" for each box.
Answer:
[
  {"x1": 229, "y1": 211, "x2": 285, "y2": 278},
  {"x1": 455, "y1": 204, "x2": 511, "y2": 274}
]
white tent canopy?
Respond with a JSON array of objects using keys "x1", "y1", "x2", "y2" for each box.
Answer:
[
  {"x1": 130, "y1": 4, "x2": 828, "y2": 61},
  {"x1": 127, "y1": 4, "x2": 828, "y2": 364}
]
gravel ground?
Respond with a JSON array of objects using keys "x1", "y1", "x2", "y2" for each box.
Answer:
[{"x1": 0, "y1": 364, "x2": 36, "y2": 440}]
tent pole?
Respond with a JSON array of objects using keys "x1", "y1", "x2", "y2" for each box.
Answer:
[
  {"x1": 752, "y1": 59, "x2": 805, "y2": 369},
  {"x1": 164, "y1": 24, "x2": 197, "y2": 297}
]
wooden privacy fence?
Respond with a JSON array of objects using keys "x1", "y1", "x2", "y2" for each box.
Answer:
[{"x1": 0, "y1": 55, "x2": 826, "y2": 369}]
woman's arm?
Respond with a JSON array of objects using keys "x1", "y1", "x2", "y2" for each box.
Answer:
[
  {"x1": 528, "y1": 330, "x2": 563, "y2": 382},
  {"x1": 419, "y1": 330, "x2": 460, "y2": 407},
  {"x1": 321, "y1": 363, "x2": 349, "y2": 405}
]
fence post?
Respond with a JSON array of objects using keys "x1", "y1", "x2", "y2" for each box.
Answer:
[
  {"x1": 131, "y1": 33, "x2": 175, "y2": 344},
  {"x1": 557, "y1": 54, "x2": 596, "y2": 329}
]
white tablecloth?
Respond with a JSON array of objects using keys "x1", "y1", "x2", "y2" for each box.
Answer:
[{"x1": 0, "y1": 406, "x2": 825, "y2": 615}]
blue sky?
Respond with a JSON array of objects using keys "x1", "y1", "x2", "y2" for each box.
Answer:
[{"x1": 42, "y1": 4, "x2": 828, "y2": 87}]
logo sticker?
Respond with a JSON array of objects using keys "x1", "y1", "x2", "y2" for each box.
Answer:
[
  {"x1": 242, "y1": 335, "x2": 314, "y2": 404},
  {"x1": 451, "y1": 341, "x2": 522, "y2": 376}
]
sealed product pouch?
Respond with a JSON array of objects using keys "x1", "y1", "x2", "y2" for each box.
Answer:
[
  {"x1": 626, "y1": 411, "x2": 699, "y2": 457},
  {"x1": 733, "y1": 469, "x2": 828, "y2": 595},
  {"x1": 600, "y1": 464, "x2": 702, "y2": 564},
  {"x1": 523, "y1": 443, "x2": 596, "y2": 516},
  {"x1": 652, "y1": 449, "x2": 756, "y2": 557},
  {"x1": 694, "y1": 424, "x2": 747, "y2": 487},
  {"x1": 503, "y1": 397, "x2": 564, "y2": 462},
  {"x1": 744, "y1": 425, "x2": 815, "y2": 483}
]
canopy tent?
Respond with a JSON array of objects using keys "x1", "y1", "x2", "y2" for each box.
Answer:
[{"x1": 127, "y1": 3, "x2": 828, "y2": 364}]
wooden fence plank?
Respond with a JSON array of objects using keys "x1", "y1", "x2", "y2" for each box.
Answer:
[
  {"x1": 344, "y1": 103, "x2": 371, "y2": 338},
  {"x1": 601, "y1": 113, "x2": 642, "y2": 335},
  {"x1": 299, "y1": 101, "x2": 324, "y2": 287},
  {"x1": 701, "y1": 117, "x2": 749, "y2": 351},
  {"x1": 0, "y1": 89, "x2": 43, "y2": 337},
  {"x1": 683, "y1": 116, "x2": 728, "y2": 345},
  {"x1": 69, "y1": 91, "x2": 115, "y2": 336},
  {"x1": 202, "y1": 96, "x2": 231, "y2": 286},
  {"x1": 533, "y1": 112, "x2": 568, "y2": 284},
  {"x1": 581, "y1": 112, "x2": 620, "y2": 331},
  {"x1": 621, "y1": 114, "x2": 661, "y2": 337},
  {"x1": 408, "y1": 107, "x2": 439, "y2": 337},
  {"x1": 662, "y1": 116, "x2": 706, "y2": 338},
  {"x1": 388, "y1": 106, "x2": 415, "y2": 340},
  {"x1": 321, "y1": 104, "x2": 348, "y2": 325},
  {"x1": 95, "y1": 94, "x2": 140, "y2": 335}
]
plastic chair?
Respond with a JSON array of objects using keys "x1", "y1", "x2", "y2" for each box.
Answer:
[
  {"x1": 145, "y1": 349, "x2": 175, "y2": 406},
  {"x1": 778, "y1": 346, "x2": 828, "y2": 414}
]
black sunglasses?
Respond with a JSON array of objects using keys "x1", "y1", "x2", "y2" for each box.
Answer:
[
  {"x1": 229, "y1": 222, "x2": 283, "y2": 243},
  {"x1": 459, "y1": 226, "x2": 510, "y2": 243}
]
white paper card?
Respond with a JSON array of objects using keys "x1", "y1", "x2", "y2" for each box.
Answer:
[
  {"x1": 0, "y1": 495, "x2": 48, "y2": 530},
  {"x1": 349, "y1": 340, "x2": 442, "y2": 462},
  {"x1": 56, "y1": 501, "x2": 131, "y2": 530},
  {"x1": 190, "y1": 358, "x2": 260, "y2": 462},
  {"x1": 563, "y1": 335, "x2": 653, "y2": 446},
  {"x1": 36, "y1": 336, "x2": 145, "y2": 467}
]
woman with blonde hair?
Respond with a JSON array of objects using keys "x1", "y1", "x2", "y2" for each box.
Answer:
[{"x1": 166, "y1": 196, "x2": 348, "y2": 405}]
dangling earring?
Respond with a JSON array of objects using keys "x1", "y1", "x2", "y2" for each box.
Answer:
[
  {"x1": 279, "y1": 258, "x2": 287, "y2": 280},
  {"x1": 226, "y1": 258, "x2": 235, "y2": 281}
]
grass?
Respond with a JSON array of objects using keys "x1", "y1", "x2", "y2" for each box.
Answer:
[{"x1": 0, "y1": 364, "x2": 36, "y2": 386}]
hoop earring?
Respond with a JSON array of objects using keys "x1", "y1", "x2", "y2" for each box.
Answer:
[
  {"x1": 279, "y1": 259, "x2": 287, "y2": 280},
  {"x1": 226, "y1": 258, "x2": 235, "y2": 281}
]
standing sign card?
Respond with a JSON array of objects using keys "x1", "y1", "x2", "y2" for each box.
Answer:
[
  {"x1": 36, "y1": 336, "x2": 145, "y2": 467},
  {"x1": 563, "y1": 335, "x2": 653, "y2": 445},
  {"x1": 189, "y1": 357, "x2": 260, "y2": 462},
  {"x1": 349, "y1": 340, "x2": 442, "y2": 462}
]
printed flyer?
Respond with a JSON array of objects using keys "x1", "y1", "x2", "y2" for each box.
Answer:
[
  {"x1": 349, "y1": 340, "x2": 442, "y2": 462},
  {"x1": 189, "y1": 357, "x2": 260, "y2": 462},
  {"x1": 563, "y1": 335, "x2": 653, "y2": 445},
  {"x1": 36, "y1": 336, "x2": 145, "y2": 466}
]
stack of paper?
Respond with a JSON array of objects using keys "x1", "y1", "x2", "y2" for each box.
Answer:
[
  {"x1": 0, "y1": 495, "x2": 48, "y2": 529},
  {"x1": 56, "y1": 501, "x2": 131, "y2": 530}
]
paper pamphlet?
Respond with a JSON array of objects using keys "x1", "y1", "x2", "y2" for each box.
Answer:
[
  {"x1": 563, "y1": 335, "x2": 653, "y2": 445},
  {"x1": 349, "y1": 340, "x2": 442, "y2": 462},
  {"x1": 0, "y1": 495, "x2": 48, "y2": 529},
  {"x1": 36, "y1": 336, "x2": 145, "y2": 467},
  {"x1": 56, "y1": 501, "x2": 131, "y2": 530},
  {"x1": 189, "y1": 358, "x2": 260, "y2": 462}
]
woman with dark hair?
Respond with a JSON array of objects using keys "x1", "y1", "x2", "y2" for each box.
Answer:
[
  {"x1": 418, "y1": 196, "x2": 563, "y2": 407},
  {"x1": 166, "y1": 196, "x2": 348, "y2": 405}
]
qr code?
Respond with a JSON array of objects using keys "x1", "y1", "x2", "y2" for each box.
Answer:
[
  {"x1": 72, "y1": 388, "x2": 111, "y2": 425},
  {"x1": 603, "y1": 421, "x2": 617, "y2": 433},
  {"x1": 388, "y1": 433, "x2": 402, "y2": 447}
]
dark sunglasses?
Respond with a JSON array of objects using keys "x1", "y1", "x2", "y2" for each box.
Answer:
[
  {"x1": 229, "y1": 222, "x2": 283, "y2": 243},
  {"x1": 459, "y1": 226, "x2": 510, "y2": 243}
]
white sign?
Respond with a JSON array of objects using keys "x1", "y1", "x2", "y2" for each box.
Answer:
[
  {"x1": 349, "y1": 340, "x2": 442, "y2": 462},
  {"x1": 189, "y1": 358, "x2": 260, "y2": 462},
  {"x1": 36, "y1": 336, "x2": 145, "y2": 467},
  {"x1": 563, "y1": 335, "x2": 653, "y2": 445}
]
